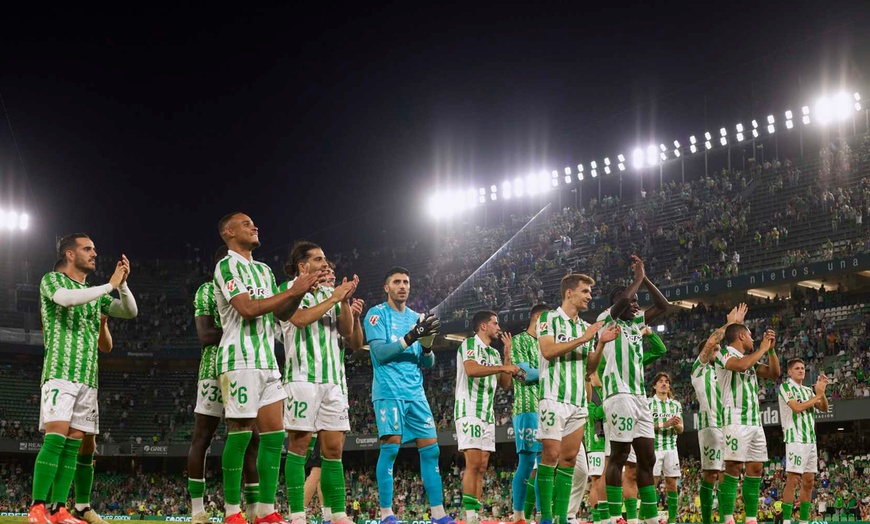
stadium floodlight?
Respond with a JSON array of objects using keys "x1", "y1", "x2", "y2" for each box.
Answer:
[
  {"x1": 802, "y1": 105, "x2": 810, "y2": 115},
  {"x1": 478, "y1": 195, "x2": 486, "y2": 204},
  {"x1": 719, "y1": 127, "x2": 727, "y2": 137},
  {"x1": 857, "y1": 102, "x2": 863, "y2": 112},
  {"x1": 720, "y1": 137, "x2": 727, "y2": 146},
  {"x1": 618, "y1": 162, "x2": 626, "y2": 171},
  {"x1": 551, "y1": 170, "x2": 559, "y2": 179},
  {"x1": 674, "y1": 148, "x2": 681, "y2": 158},
  {"x1": 786, "y1": 120, "x2": 794, "y2": 129},
  {"x1": 632, "y1": 148, "x2": 644, "y2": 169},
  {"x1": 564, "y1": 175, "x2": 572, "y2": 184},
  {"x1": 479, "y1": 187, "x2": 486, "y2": 195},
  {"x1": 618, "y1": 154, "x2": 626, "y2": 163},
  {"x1": 590, "y1": 169, "x2": 598, "y2": 178},
  {"x1": 752, "y1": 129, "x2": 759, "y2": 138},
  {"x1": 689, "y1": 135, "x2": 697, "y2": 145},
  {"x1": 491, "y1": 184, "x2": 497, "y2": 192},
  {"x1": 767, "y1": 114, "x2": 775, "y2": 124},
  {"x1": 785, "y1": 110, "x2": 793, "y2": 120},
  {"x1": 19, "y1": 213, "x2": 29, "y2": 230},
  {"x1": 736, "y1": 123, "x2": 744, "y2": 133},
  {"x1": 815, "y1": 96, "x2": 833, "y2": 125},
  {"x1": 659, "y1": 152, "x2": 667, "y2": 161},
  {"x1": 659, "y1": 143, "x2": 667, "y2": 152},
  {"x1": 736, "y1": 132, "x2": 744, "y2": 142},
  {"x1": 525, "y1": 175, "x2": 537, "y2": 195},
  {"x1": 704, "y1": 131, "x2": 712, "y2": 140},
  {"x1": 855, "y1": 92, "x2": 862, "y2": 101},
  {"x1": 590, "y1": 160, "x2": 598, "y2": 169},
  {"x1": 502, "y1": 180, "x2": 512, "y2": 199},
  {"x1": 551, "y1": 178, "x2": 559, "y2": 187},
  {"x1": 491, "y1": 193, "x2": 497, "y2": 200},
  {"x1": 705, "y1": 140, "x2": 712, "y2": 150},
  {"x1": 514, "y1": 177, "x2": 524, "y2": 197},
  {"x1": 540, "y1": 172, "x2": 552, "y2": 192},
  {"x1": 802, "y1": 115, "x2": 811, "y2": 125},
  {"x1": 604, "y1": 157, "x2": 611, "y2": 166},
  {"x1": 690, "y1": 144, "x2": 698, "y2": 153},
  {"x1": 467, "y1": 188, "x2": 478, "y2": 208},
  {"x1": 578, "y1": 172, "x2": 584, "y2": 181},
  {"x1": 751, "y1": 120, "x2": 759, "y2": 129},
  {"x1": 564, "y1": 166, "x2": 572, "y2": 175},
  {"x1": 577, "y1": 163, "x2": 584, "y2": 172},
  {"x1": 604, "y1": 166, "x2": 611, "y2": 174},
  {"x1": 656, "y1": 325, "x2": 665, "y2": 333},
  {"x1": 767, "y1": 124, "x2": 775, "y2": 134},
  {"x1": 646, "y1": 145, "x2": 658, "y2": 166},
  {"x1": 673, "y1": 140, "x2": 681, "y2": 148},
  {"x1": 427, "y1": 195, "x2": 440, "y2": 218}
]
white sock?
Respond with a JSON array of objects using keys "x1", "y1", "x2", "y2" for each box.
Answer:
[
  {"x1": 332, "y1": 512, "x2": 347, "y2": 521},
  {"x1": 465, "y1": 509, "x2": 478, "y2": 522},
  {"x1": 799, "y1": 521, "x2": 809, "y2": 524},
  {"x1": 628, "y1": 519, "x2": 640, "y2": 524},
  {"x1": 192, "y1": 498, "x2": 205, "y2": 515},
  {"x1": 323, "y1": 507, "x2": 332, "y2": 521},
  {"x1": 644, "y1": 518, "x2": 659, "y2": 524},
  {"x1": 75, "y1": 503, "x2": 89, "y2": 512},
  {"x1": 258, "y1": 503, "x2": 275, "y2": 518},
  {"x1": 784, "y1": 520, "x2": 791, "y2": 524},
  {"x1": 291, "y1": 512, "x2": 305, "y2": 519},
  {"x1": 380, "y1": 508, "x2": 395, "y2": 519},
  {"x1": 724, "y1": 515, "x2": 734, "y2": 523},
  {"x1": 432, "y1": 506, "x2": 446, "y2": 519},
  {"x1": 226, "y1": 504, "x2": 242, "y2": 516},
  {"x1": 514, "y1": 511, "x2": 524, "y2": 521}
]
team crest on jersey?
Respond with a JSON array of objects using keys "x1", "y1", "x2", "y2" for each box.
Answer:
[
  {"x1": 538, "y1": 322, "x2": 548, "y2": 334},
  {"x1": 369, "y1": 315, "x2": 380, "y2": 326},
  {"x1": 226, "y1": 280, "x2": 236, "y2": 292}
]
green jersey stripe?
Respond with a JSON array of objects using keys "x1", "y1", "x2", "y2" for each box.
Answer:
[
  {"x1": 455, "y1": 336, "x2": 501, "y2": 423},
  {"x1": 537, "y1": 308, "x2": 593, "y2": 407},
  {"x1": 511, "y1": 332, "x2": 540, "y2": 415},
  {"x1": 778, "y1": 379, "x2": 817, "y2": 444},
  {"x1": 650, "y1": 397, "x2": 682, "y2": 450},
  {"x1": 715, "y1": 345, "x2": 761, "y2": 427},
  {"x1": 598, "y1": 310, "x2": 647, "y2": 399},
  {"x1": 194, "y1": 282, "x2": 220, "y2": 381},
  {"x1": 280, "y1": 283, "x2": 346, "y2": 387}
]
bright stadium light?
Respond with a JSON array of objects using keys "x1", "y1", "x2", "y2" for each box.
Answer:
[
  {"x1": 673, "y1": 140, "x2": 681, "y2": 148},
  {"x1": 564, "y1": 175, "x2": 572, "y2": 184},
  {"x1": 674, "y1": 148, "x2": 681, "y2": 157},
  {"x1": 590, "y1": 160, "x2": 598, "y2": 170},
  {"x1": 705, "y1": 140, "x2": 712, "y2": 150},
  {"x1": 491, "y1": 193, "x2": 497, "y2": 201},
  {"x1": 502, "y1": 180, "x2": 512, "y2": 199},
  {"x1": 751, "y1": 120, "x2": 759, "y2": 129},
  {"x1": 720, "y1": 136, "x2": 727, "y2": 146},
  {"x1": 659, "y1": 143, "x2": 667, "y2": 152},
  {"x1": 514, "y1": 177, "x2": 524, "y2": 197},
  {"x1": 618, "y1": 154, "x2": 626, "y2": 163},
  {"x1": 786, "y1": 120, "x2": 794, "y2": 129},
  {"x1": 551, "y1": 170, "x2": 559, "y2": 180},
  {"x1": 803, "y1": 115, "x2": 811, "y2": 125},
  {"x1": 526, "y1": 175, "x2": 537, "y2": 195},
  {"x1": 736, "y1": 123, "x2": 744, "y2": 133},
  {"x1": 833, "y1": 92, "x2": 852, "y2": 121},
  {"x1": 736, "y1": 132, "x2": 744, "y2": 142},
  {"x1": 704, "y1": 131, "x2": 712, "y2": 140},
  {"x1": 540, "y1": 171, "x2": 552, "y2": 191},
  {"x1": 785, "y1": 110, "x2": 793, "y2": 120},
  {"x1": 767, "y1": 114, "x2": 775, "y2": 124},
  {"x1": 577, "y1": 172, "x2": 584, "y2": 181},
  {"x1": 577, "y1": 163, "x2": 584, "y2": 173},
  {"x1": 467, "y1": 188, "x2": 477, "y2": 208},
  {"x1": 490, "y1": 184, "x2": 497, "y2": 193},
  {"x1": 767, "y1": 124, "x2": 775, "y2": 134},
  {"x1": 689, "y1": 135, "x2": 697, "y2": 145},
  {"x1": 564, "y1": 166, "x2": 572, "y2": 174},
  {"x1": 719, "y1": 127, "x2": 727, "y2": 137},
  {"x1": 690, "y1": 144, "x2": 698, "y2": 153},
  {"x1": 752, "y1": 129, "x2": 759, "y2": 138},
  {"x1": 479, "y1": 187, "x2": 485, "y2": 195},
  {"x1": 604, "y1": 157, "x2": 611, "y2": 166},
  {"x1": 618, "y1": 162, "x2": 626, "y2": 171},
  {"x1": 855, "y1": 92, "x2": 862, "y2": 101},
  {"x1": 551, "y1": 178, "x2": 559, "y2": 187},
  {"x1": 802, "y1": 105, "x2": 810, "y2": 115},
  {"x1": 659, "y1": 152, "x2": 667, "y2": 161},
  {"x1": 604, "y1": 166, "x2": 611, "y2": 174},
  {"x1": 590, "y1": 169, "x2": 598, "y2": 178},
  {"x1": 19, "y1": 213, "x2": 29, "y2": 230},
  {"x1": 632, "y1": 148, "x2": 644, "y2": 169},
  {"x1": 646, "y1": 145, "x2": 658, "y2": 166}
]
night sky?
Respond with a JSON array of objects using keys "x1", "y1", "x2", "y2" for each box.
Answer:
[{"x1": 0, "y1": 2, "x2": 868, "y2": 266}]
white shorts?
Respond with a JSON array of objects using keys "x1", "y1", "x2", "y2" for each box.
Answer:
[
  {"x1": 786, "y1": 442, "x2": 819, "y2": 474},
  {"x1": 536, "y1": 398, "x2": 588, "y2": 441},
  {"x1": 587, "y1": 451, "x2": 605, "y2": 476},
  {"x1": 219, "y1": 369, "x2": 287, "y2": 419},
  {"x1": 605, "y1": 437, "x2": 636, "y2": 463},
  {"x1": 194, "y1": 379, "x2": 224, "y2": 418},
  {"x1": 723, "y1": 424, "x2": 768, "y2": 464},
  {"x1": 653, "y1": 449, "x2": 681, "y2": 477},
  {"x1": 283, "y1": 382, "x2": 350, "y2": 432},
  {"x1": 604, "y1": 394, "x2": 654, "y2": 442},
  {"x1": 39, "y1": 379, "x2": 99, "y2": 435},
  {"x1": 456, "y1": 416, "x2": 495, "y2": 451},
  {"x1": 699, "y1": 427, "x2": 724, "y2": 471}
]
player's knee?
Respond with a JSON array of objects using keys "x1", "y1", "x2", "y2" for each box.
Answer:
[
  {"x1": 419, "y1": 443, "x2": 439, "y2": 461},
  {"x1": 380, "y1": 442, "x2": 400, "y2": 462},
  {"x1": 702, "y1": 470, "x2": 718, "y2": 483}
]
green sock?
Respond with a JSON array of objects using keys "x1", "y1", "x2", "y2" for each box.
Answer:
[
  {"x1": 305, "y1": 437, "x2": 317, "y2": 461},
  {"x1": 284, "y1": 452, "x2": 306, "y2": 515},
  {"x1": 667, "y1": 491, "x2": 678, "y2": 522},
  {"x1": 256, "y1": 431, "x2": 284, "y2": 508},
  {"x1": 51, "y1": 437, "x2": 82, "y2": 505},
  {"x1": 537, "y1": 465, "x2": 555, "y2": 521},
  {"x1": 783, "y1": 502, "x2": 793, "y2": 522},
  {"x1": 32, "y1": 433, "x2": 66, "y2": 502},
  {"x1": 625, "y1": 497, "x2": 638, "y2": 521},
  {"x1": 799, "y1": 502, "x2": 811, "y2": 522},
  {"x1": 189, "y1": 478, "x2": 205, "y2": 502},
  {"x1": 591, "y1": 508, "x2": 599, "y2": 523},
  {"x1": 524, "y1": 478, "x2": 537, "y2": 519},
  {"x1": 743, "y1": 476, "x2": 761, "y2": 518},
  {"x1": 322, "y1": 458, "x2": 347, "y2": 517},
  {"x1": 463, "y1": 494, "x2": 479, "y2": 511},
  {"x1": 597, "y1": 502, "x2": 610, "y2": 522},
  {"x1": 223, "y1": 431, "x2": 253, "y2": 508},
  {"x1": 73, "y1": 453, "x2": 94, "y2": 506},
  {"x1": 553, "y1": 466, "x2": 572, "y2": 524},
  {"x1": 244, "y1": 483, "x2": 259, "y2": 505},
  {"x1": 638, "y1": 485, "x2": 658, "y2": 521},
  {"x1": 606, "y1": 485, "x2": 623, "y2": 521},
  {"x1": 700, "y1": 481, "x2": 714, "y2": 524},
  {"x1": 718, "y1": 474, "x2": 738, "y2": 520}
]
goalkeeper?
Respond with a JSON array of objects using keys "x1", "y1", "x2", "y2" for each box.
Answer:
[{"x1": 363, "y1": 266, "x2": 456, "y2": 524}]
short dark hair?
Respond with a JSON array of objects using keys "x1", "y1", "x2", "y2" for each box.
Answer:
[
  {"x1": 472, "y1": 310, "x2": 497, "y2": 332},
  {"x1": 530, "y1": 303, "x2": 550, "y2": 317},
  {"x1": 384, "y1": 266, "x2": 410, "y2": 283},
  {"x1": 56, "y1": 233, "x2": 90, "y2": 266},
  {"x1": 284, "y1": 240, "x2": 321, "y2": 278},
  {"x1": 214, "y1": 245, "x2": 229, "y2": 265},
  {"x1": 327, "y1": 260, "x2": 336, "y2": 270},
  {"x1": 217, "y1": 212, "x2": 242, "y2": 239},
  {"x1": 560, "y1": 273, "x2": 595, "y2": 301},
  {"x1": 787, "y1": 357, "x2": 805, "y2": 370},
  {"x1": 609, "y1": 286, "x2": 627, "y2": 305},
  {"x1": 725, "y1": 323, "x2": 748, "y2": 344}
]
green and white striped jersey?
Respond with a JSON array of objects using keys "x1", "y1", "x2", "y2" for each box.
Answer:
[
  {"x1": 650, "y1": 396, "x2": 682, "y2": 450},
  {"x1": 213, "y1": 250, "x2": 280, "y2": 375},
  {"x1": 714, "y1": 345, "x2": 761, "y2": 426},
  {"x1": 511, "y1": 331, "x2": 540, "y2": 415},
  {"x1": 39, "y1": 272, "x2": 113, "y2": 388},
  {"x1": 778, "y1": 378, "x2": 817, "y2": 444},
  {"x1": 455, "y1": 335, "x2": 502, "y2": 423},
  {"x1": 691, "y1": 356, "x2": 723, "y2": 430},
  {"x1": 597, "y1": 309, "x2": 647, "y2": 399},
  {"x1": 193, "y1": 281, "x2": 221, "y2": 381},
  {"x1": 537, "y1": 307, "x2": 595, "y2": 407},
  {"x1": 279, "y1": 281, "x2": 346, "y2": 391}
]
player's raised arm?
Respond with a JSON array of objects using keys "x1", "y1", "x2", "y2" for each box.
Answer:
[
  {"x1": 700, "y1": 303, "x2": 747, "y2": 364},
  {"x1": 346, "y1": 298, "x2": 366, "y2": 351},
  {"x1": 219, "y1": 260, "x2": 319, "y2": 321},
  {"x1": 586, "y1": 325, "x2": 619, "y2": 373},
  {"x1": 757, "y1": 330, "x2": 781, "y2": 379},
  {"x1": 539, "y1": 321, "x2": 604, "y2": 360}
]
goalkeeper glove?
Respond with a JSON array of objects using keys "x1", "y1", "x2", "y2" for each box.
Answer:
[{"x1": 405, "y1": 312, "x2": 440, "y2": 351}]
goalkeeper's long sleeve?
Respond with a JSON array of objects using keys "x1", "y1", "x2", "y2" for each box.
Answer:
[
  {"x1": 369, "y1": 339, "x2": 407, "y2": 364},
  {"x1": 420, "y1": 352, "x2": 435, "y2": 369},
  {"x1": 517, "y1": 362, "x2": 539, "y2": 383}
]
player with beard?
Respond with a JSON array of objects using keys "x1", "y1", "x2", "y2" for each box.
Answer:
[
  {"x1": 30, "y1": 234, "x2": 137, "y2": 524},
  {"x1": 364, "y1": 267, "x2": 456, "y2": 524},
  {"x1": 598, "y1": 255, "x2": 669, "y2": 524},
  {"x1": 214, "y1": 213, "x2": 320, "y2": 524}
]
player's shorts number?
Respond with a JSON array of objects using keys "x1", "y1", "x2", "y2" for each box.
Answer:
[
  {"x1": 725, "y1": 435, "x2": 738, "y2": 451},
  {"x1": 208, "y1": 386, "x2": 221, "y2": 403},
  {"x1": 704, "y1": 446, "x2": 721, "y2": 461},
  {"x1": 288, "y1": 400, "x2": 308, "y2": 419},
  {"x1": 50, "y1": 388, "x2": 59, "y2": 405},
  {"x1": 541, "y1": 410, "x2": 555, "y2": 427},
  {"x1": 616, "y1": 416, "x2": 634, "y2": 431},
  {"x1": 231, "y1": 385, "x2": 248, "y2": 405},
  {"x1": 465, "y1": 424, "x2": 482, "y2": 438},
  {"x1": 589, "y1": 455, "x2": 602, "y2": 468},
  {"x1": 789, "y1": 452, "x2": 802, "y2": 466}
]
